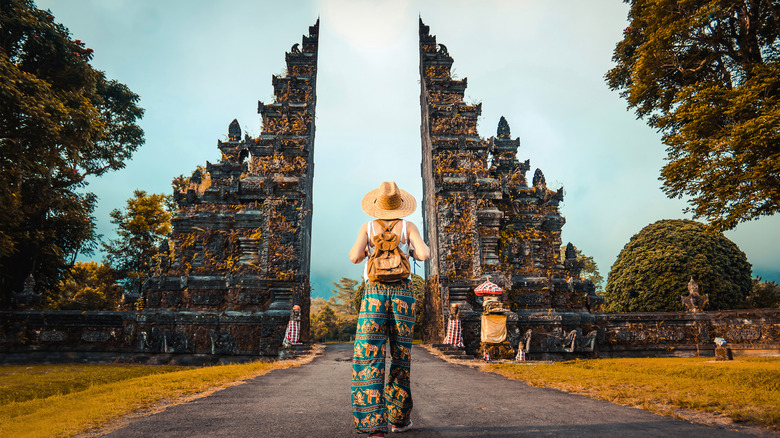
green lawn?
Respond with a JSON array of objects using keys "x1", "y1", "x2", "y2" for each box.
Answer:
[
  {"x1": 0, "y1": 360, "x2": 300, "y2": 438},
  {"x1": 487, "y1": 356, "x2": 780, "y2": 431}
]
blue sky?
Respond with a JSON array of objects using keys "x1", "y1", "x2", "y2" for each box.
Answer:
[{"x1": 37, "y1": 0, "x2": 780, "y2": 298}]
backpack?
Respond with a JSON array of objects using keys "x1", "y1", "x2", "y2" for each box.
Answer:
[{"x1": 366, "y1": 220, "x2": 411, "y2": 283}]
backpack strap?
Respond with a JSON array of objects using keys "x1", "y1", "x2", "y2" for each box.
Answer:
[{"x1": 379, "y1": 219, "x2": 398, "y2": 233}]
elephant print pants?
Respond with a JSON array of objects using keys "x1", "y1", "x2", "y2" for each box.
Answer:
[{"x1": 352, "y1": 280, "x2": 415, "y2": 434}]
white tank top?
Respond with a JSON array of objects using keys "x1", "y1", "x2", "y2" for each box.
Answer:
[{"x1": 363, "y1": 220, "x2": 410, "y2": 281}]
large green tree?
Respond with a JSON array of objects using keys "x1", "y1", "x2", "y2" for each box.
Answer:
[
  {"x1": 606, "y1": 0, "x2": 780, "y2": 231},
  {"x1": 604, "y1": 219, "x2": 752, "y2": 312},
  {"x1": 102, "y1": 191, "x2": 171, "y2": 292},
  {"x1": 0, "y1": 0, "x2": 144, "y2": 306}
]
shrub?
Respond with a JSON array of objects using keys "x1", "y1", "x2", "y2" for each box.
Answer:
[{"x1": 604, "y1": 219, "x2": 751, "y2": 312}]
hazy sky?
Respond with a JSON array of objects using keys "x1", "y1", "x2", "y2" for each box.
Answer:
[{"x1": 37, "y1": 0, "x2": 780, "y2": 298}]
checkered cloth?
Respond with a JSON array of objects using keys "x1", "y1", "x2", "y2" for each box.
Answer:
[
  {"x1": 283, "y1": 320, "x2": 301, "y2": 345},
  {"x1": 474, "y1": 280, "x2": 504, "y2": 296},
  {"x1": 516, "y1": 349, "x2": 526, "y2": 361},
  {"x1": 443, "y1": 319, "x2": 464, "y2": 348}
]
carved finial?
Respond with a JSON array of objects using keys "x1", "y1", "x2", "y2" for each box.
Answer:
[
  {"x1": 688, "y1": 277, "x2": 699, "y2": 295},
  {"x1": 190, "y1": 168, "x2": 202, "y2": 185},
  {"x1": 497, "y1": 116, "x2": 510, "y2": 138},
  {"x1": 682, "y1": 277, "x2": 709, "y2": 312},
  {"x1": 533, "y1": 168, "x2": 546, "y2": 188},
  {"x1": 23, "y1": 274, "x2": 35, "y2": 293},
  {"x1": 228, "y1": 119, "x2": 241, "y2": 141},
  {"x1": 438, "y1": 43, "x2": 448, "y2": 55},
  {"x1": 565, "y1": 242, "x2": 576, "y2": 260},
  {"x1": 290, "y1": 43, "x2": 300, "y2": 54}
]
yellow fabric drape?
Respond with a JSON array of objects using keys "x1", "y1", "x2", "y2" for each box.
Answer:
[{"x1": 481, "y1": 314, "x2": 507, "y2": 343}]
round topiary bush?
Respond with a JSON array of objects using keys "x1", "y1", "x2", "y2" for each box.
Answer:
[{"x1": 604, "y1": 219, "x2": 752, "y2": 312}]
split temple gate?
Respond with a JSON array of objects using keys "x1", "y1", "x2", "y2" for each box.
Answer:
[{"x1": 1, "y1": 19, "x2": 778, "y2": 363}]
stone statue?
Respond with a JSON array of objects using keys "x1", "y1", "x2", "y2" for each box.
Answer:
[
  {"x1": 681, "y1": 277, "x2": 709, "y2": 312},
  {"x1": 12, "y1": 274, "x2": 41, "y2": 308}
]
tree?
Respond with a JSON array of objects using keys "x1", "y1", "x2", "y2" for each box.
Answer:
[
  {"x1": 311, "y1": 304, "x2": 339, "y2": 342},
  {"x1": 48, "y1": 261, "x2": 121, "y2": 310},
  {"x1": 410, "y1": 273, "x2": 425, "y2": 335},
  {"x1": 606, "y1": 0, "x2": 780, "y2": 231},
  {"x1": 741, "y1": 277, "x2": 780, "y2": 308},
  {"x1": 330, "y1": 277, "x2": 360, "y2": 317},
  {"x1": 604, "y1": 219, "x2": 752, "y2": 312},
  {"x1": 102, "y1": 191, "x2": 171, "y2": 292},
  {"x1": 0, "y1": 0, "x2": 144, "y2": 306}
]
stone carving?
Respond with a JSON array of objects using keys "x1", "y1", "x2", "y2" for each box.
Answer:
[
  {"x1": 81, "y1": 330, "x2": 113, "y2": 343},
  {"x1": 681, "y1": 277, "x2": 709, "y2": 312},
  {"x1": 39, "y1": 330, "x2": 66, "y2": 342},
  {"x1": 12, "y1": 274, "x2": 40, "y2": 308},
  {"x1": 726, "y1": 327, "x2": 761, "y2": 342},
  {"x1": 540, "y1": 328, "x2": 597, "y2": 353},
  {"x1": 210, "y1": 328, "x2": 238, "y2": 355}
]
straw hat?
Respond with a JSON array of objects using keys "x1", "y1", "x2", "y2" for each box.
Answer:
[{"x1": 361, "y1": 181, "x2": 417, "y2": 219}]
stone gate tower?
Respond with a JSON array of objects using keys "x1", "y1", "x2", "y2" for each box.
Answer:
[
  {"x1": 419, "y1": 19, "x2": 599, "y2": 354},
  {"x1": 140, "y1": 20, "x2": 319, "y2": 357}
]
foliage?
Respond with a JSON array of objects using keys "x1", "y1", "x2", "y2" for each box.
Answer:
[
  {"x1": 490, "y1": 356, "x2": 780, "y2": 431},
  {"x1": 0, "y1": 360, "x2": 297, "y2": 438},
  {"x1": 311, "y1": 304, "x2": 340, "y2": 341},
  {"x1": 310, "y1": 278, "x2": 361, "y2": 342},
  {"x1": 606, "y1": 0, "x2": 780, "y2": 231},
  {"x1": 604, "y1": 219, "x2": 752, "y2": 312},
  {"x1": 102, "y1": 190, "x2": 171, "y2": 292},
  {"x1": 330, "y1": 277, "x2": 360, "y2": 316},
  {"x1": 561, "y1": 245, "x2": 604, "y2": 292},
  {"x1": 411, "y1": 273, "x2": 425, "y2": 333},
  {"x1": 0, "y1": 0, "x2": 144, "y2": 306},
  {"x1": 46, "y1": 261, "x2": 121, "y2": 310},
  {"x1": 741, "y1": 277, "x2": 780, "y2": 309},
  {"x1": 310, "y1": 274, "x2": 425, "y2": 341}
]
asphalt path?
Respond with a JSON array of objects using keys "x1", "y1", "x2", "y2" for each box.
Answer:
[{"x1": 102, "y1": 344, "x2": 753, "y2": 437}]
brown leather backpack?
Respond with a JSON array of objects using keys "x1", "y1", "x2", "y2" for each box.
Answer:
[{"x1": 366, "y1": 220, "x2": 411, "y2": 283}]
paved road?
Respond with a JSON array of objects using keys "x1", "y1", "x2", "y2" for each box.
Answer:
[{"x1": 103, "y1": 344, "x2": 753, "y2": 437}]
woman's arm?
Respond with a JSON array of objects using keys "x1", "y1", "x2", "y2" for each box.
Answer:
[
  {"x1": 407, "y1": 222, "x2": 430, "y2": 261},
  {"x1": 348, "y1": 222, "x2": 369, "y2": 264}
]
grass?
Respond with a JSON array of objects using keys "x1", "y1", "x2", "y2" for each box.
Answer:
[
  {"x1": 0, "y1": 359, "x2": 303, "y2": 438},
  {"x1": 487, "y1": 357, "x2": 780, "y2": 431}
]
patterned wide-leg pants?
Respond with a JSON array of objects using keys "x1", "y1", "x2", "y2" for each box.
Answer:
[{"x1": 351, "y1": 280, "x2": 415, "y2": 434}]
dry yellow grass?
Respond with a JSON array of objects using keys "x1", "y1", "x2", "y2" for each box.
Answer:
[
  {"x1": 487, "y1": 357, "x2": 780, "y2": 431},
  {"x1": 0, "y1": 358, "x2": 305, "y2": 438}
]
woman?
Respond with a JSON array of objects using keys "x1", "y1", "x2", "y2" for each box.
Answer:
[{"x1": 349, "y1": 181, "x2": 430, "y2": 437}]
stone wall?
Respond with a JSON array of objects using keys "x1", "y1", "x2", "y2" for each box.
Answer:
[{"x1": 0, "y1": 310, "x2": 274, "y2": 364}]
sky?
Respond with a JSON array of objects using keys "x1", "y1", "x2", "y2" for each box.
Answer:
[{"x1": 36, "y1": 0, "x2": 780, "y2": 299}]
